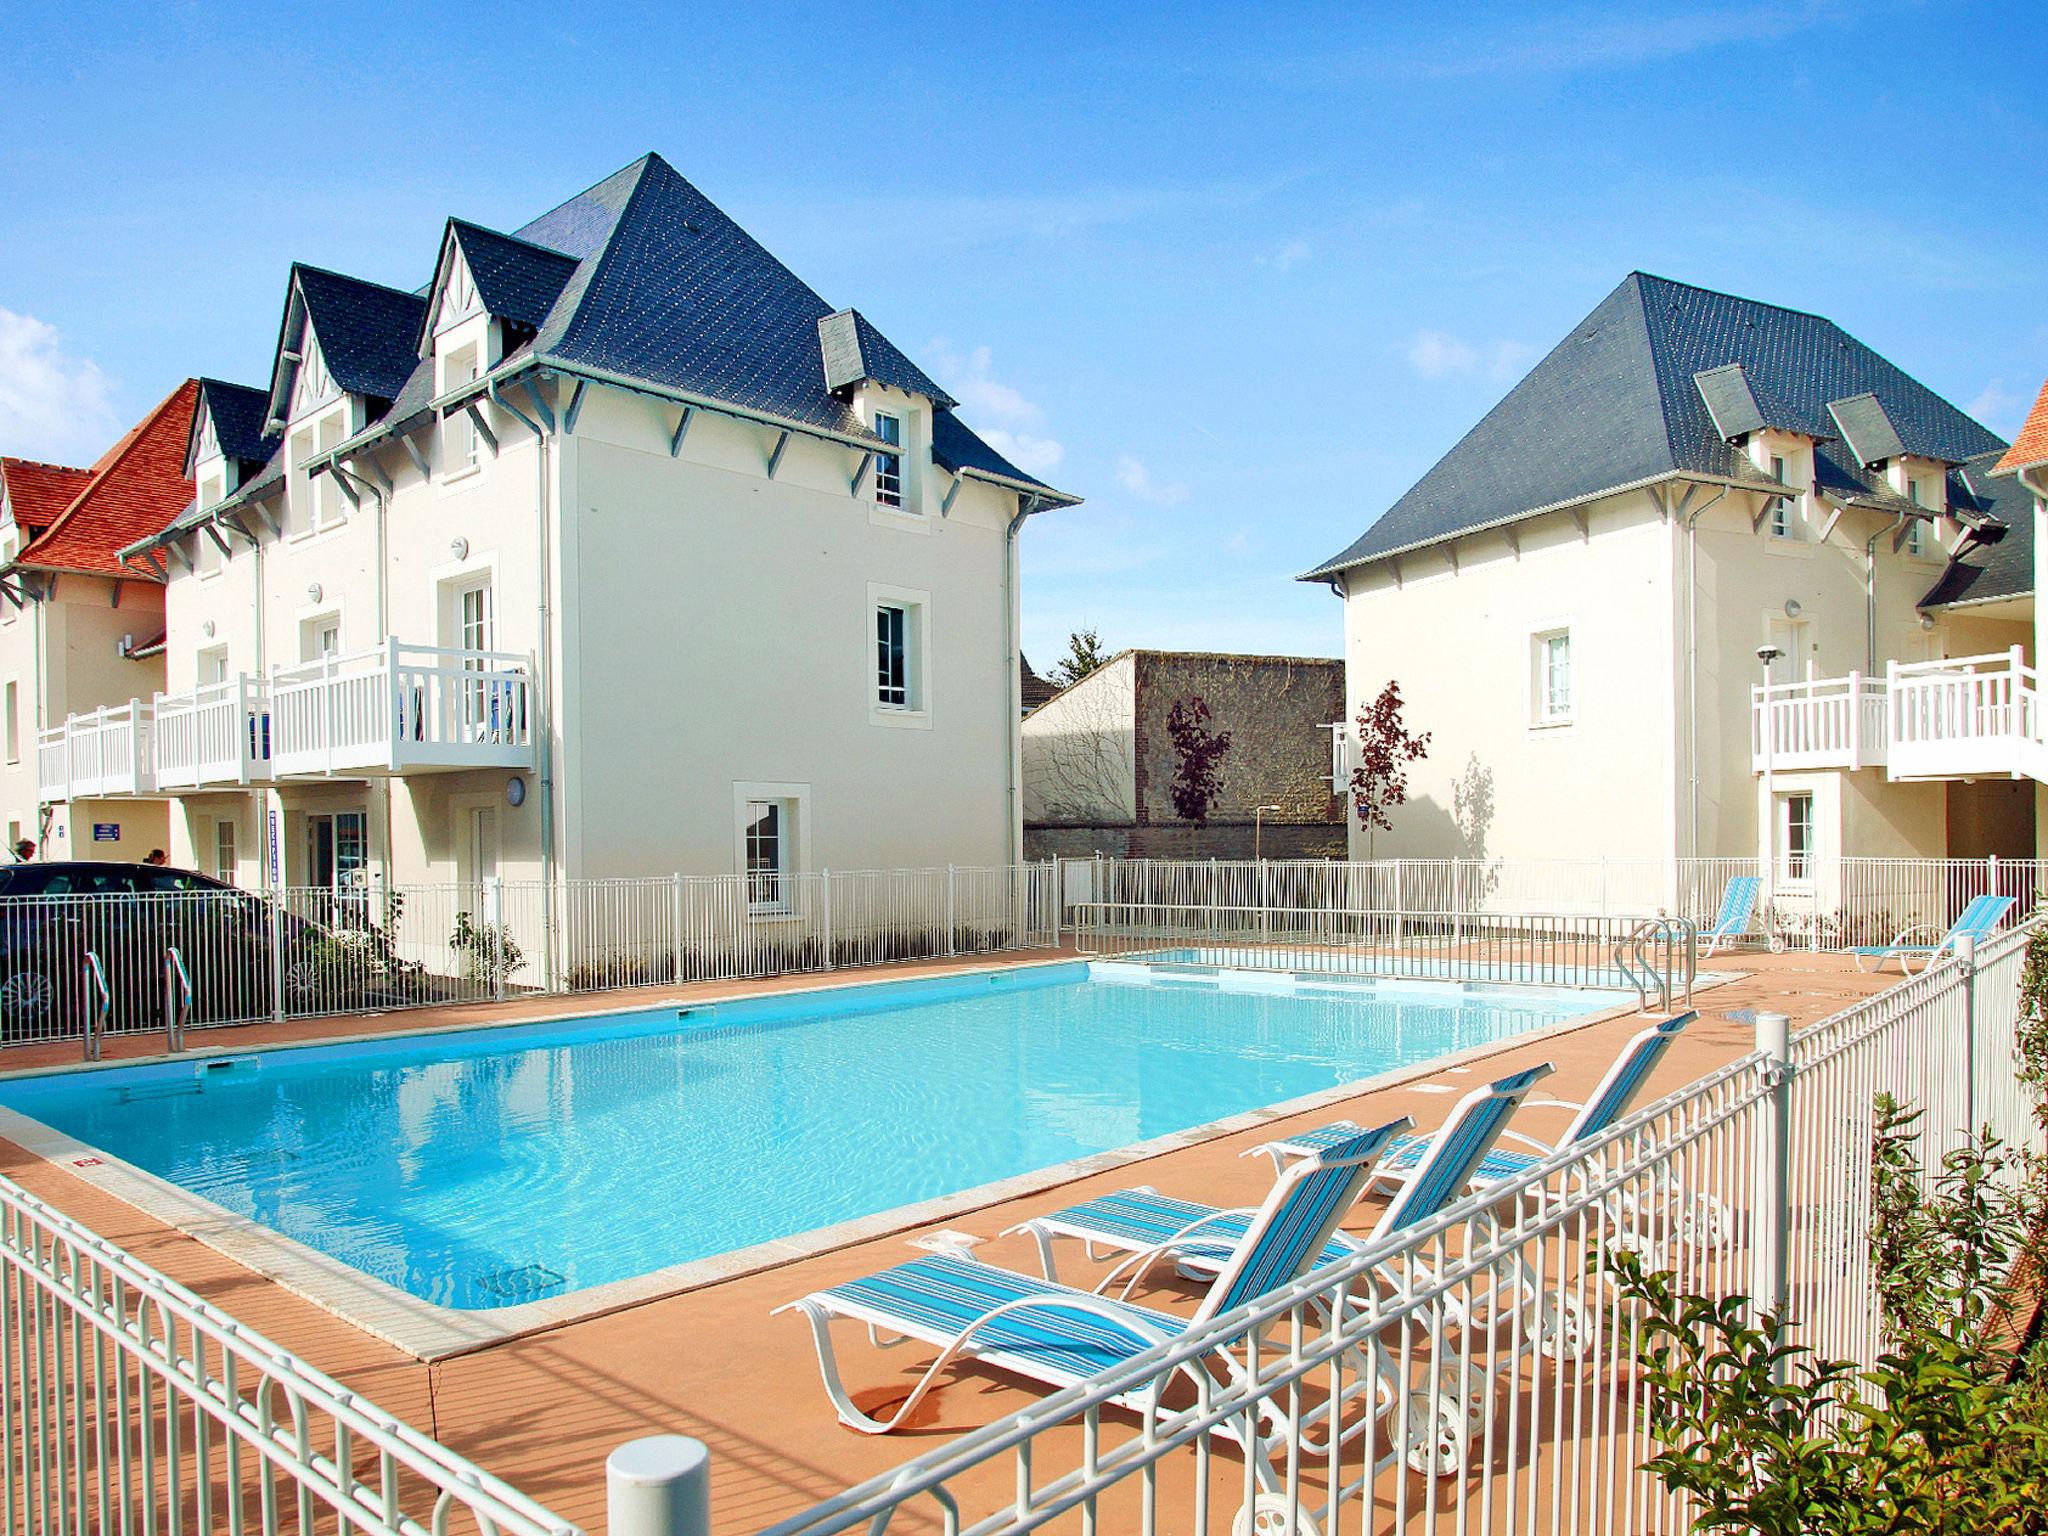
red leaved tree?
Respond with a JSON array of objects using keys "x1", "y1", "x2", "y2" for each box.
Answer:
[
  {"x1": 1351, "y1": 680, "x2": 1431, "y2": 858},
  {"x1": 1166, "y1": 696, "x2": 1233, "y2": 851}
]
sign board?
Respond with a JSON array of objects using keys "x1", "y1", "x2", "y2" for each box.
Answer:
[
  {"x1": 268, "y1": 808, "x2": 281, "y2": 884},
  {"x1": 91, "y1": 823, "x2": 120, "y2": 843}
]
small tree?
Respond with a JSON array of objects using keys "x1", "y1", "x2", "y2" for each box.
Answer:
[
  {"x1": 1350, "y1": 679, "x2": 1431, "y2": 857},
  {"x1": 1049, "y1": 627, "x2": 1110, "y2": 687},
  {"x1": 1165, "y1": 695, "x2": 1232, "y2": 849}
]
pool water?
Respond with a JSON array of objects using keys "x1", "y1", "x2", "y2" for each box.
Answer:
[{"x1": 0, "y1": 963, "x2": 1625, "y2": 1310}]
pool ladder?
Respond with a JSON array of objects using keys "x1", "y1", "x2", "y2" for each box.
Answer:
[
  {"x1": 80, "y1": 952, "x2": 110, "y2": 1063},
  {"x1": 164, "y1": 947, "x2": 192, "y2": 1053},
  {"x1": 1613, "y1": 917, "x2": 1697, "y2": 1013}
]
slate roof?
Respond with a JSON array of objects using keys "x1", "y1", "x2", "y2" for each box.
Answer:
[
  {"x1": 0, "y1": 458, "x2": 94, "y2": 532},
  {"x1": 1917, "y1": 450, "x2": 2037, "y2": 609},
  {"x1": 1694, "y1": 362, "x2": 1833, "y2": 442},
  {"x1": 1995, "y1": 379, "x2": 2048, "y2": 475},
  {"x1": 1307, "y1": 272, "x2": 2008, "y2": 578},
  {"x1": 15, "y1": 380, "x2": 197, "y2": 579},
  {"x1": 1020, "y1": 654, "x2": 1058, "y2": 712},
  {"x1": 192, "y1": 378, "x2": 278, "y2": 472},
  {"x1": 449, "y1": 221, "x2": 577, "y2": 332},
  {"x1": 134, "y1": 152, "x2": 1070, "y2": 556},
  {"x1": 818, "y1": 310, "x2": 958, "y2": 408}
]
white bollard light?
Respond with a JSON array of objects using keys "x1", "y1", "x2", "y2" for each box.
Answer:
[{"x1": 607, "y1": 1436, "x2": 710, "y2": 1536}]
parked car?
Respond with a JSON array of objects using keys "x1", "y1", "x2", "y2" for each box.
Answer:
[{"x1": 0, "y1": 862, "x2": 326, "y2": 1040}]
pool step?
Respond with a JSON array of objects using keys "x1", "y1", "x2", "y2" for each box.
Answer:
[{"x1": 473, "y1": 1261, "x2": 567, "y2": 1302}]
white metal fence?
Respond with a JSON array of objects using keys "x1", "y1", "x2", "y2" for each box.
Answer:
[
  {"x1": 1076, "y1": 854, "x2": 2041, "y2": 952},
  {"x1": 0, "y1": 864, "x2": 1061, "y2": 1053},
  {"x1": 0, "y1": 1167, "x2": 579, "y2": 1536},
  {"x1": 753, "y1": 918, "x2": 2045, "y2": 1536}
]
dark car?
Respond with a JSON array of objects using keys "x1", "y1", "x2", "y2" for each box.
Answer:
[{"x1": 0, "y1": 861, "x2": 326, "y2": 1040}]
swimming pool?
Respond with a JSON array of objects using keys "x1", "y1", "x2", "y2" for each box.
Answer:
[{"x1": 0, "y1": 962, "x2": 1628, "y2": 1312}]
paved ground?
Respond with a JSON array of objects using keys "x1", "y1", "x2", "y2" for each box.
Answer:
[{"x1": 0, "y1": 947, "x2": 1903, "y2": 1535}]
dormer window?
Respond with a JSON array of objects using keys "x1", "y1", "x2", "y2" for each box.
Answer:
[
  {"x1": 874, "y1": 413, "x2": 904, "y2": 508},
  {"x1": 443, "y1": 344, "x2": 481, "y2": 476},
  {"x1": 1904, "y1": 519, "x2": 1925, "y2": 557},
  {"x1": 1768, "y1": 455, "x2": 1800, "y2": 540}
]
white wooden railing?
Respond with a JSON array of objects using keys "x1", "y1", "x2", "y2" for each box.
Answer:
[
  {"x1": 34, "y1": 700, "x2": 154, "y2": 802},
  {"x1": 1750, "y1": 672, "x2": 1887, "y2": 769},
  {"x1": 1888, "y1": 647, "x2": 2045, "y2": 781},
  {"x1": 152, "y1": 673, "x2": 273, "y2": 788},
  {"x1": 268, "y1": 641, "x2": 535, "y2": 776}
]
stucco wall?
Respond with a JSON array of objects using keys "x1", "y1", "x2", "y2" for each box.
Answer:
[{"x1": 1020, "y1": 653, "x2": 1137, "y2": 825}]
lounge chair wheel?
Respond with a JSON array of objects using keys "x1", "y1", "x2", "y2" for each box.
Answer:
[
  {"x1": 1235, "y1": 1494, "x2": 1322, "y2": 1536},
  {"x1": 1767, "y1": 935, "x2": 1787, "y2": 955},
  {"x1": 1538, "y1": 1290, "x2": 1591, "y2": 1362},
  {"x1": 1402, "y1": 1390, "x2": 1469, "y2": 1479}
]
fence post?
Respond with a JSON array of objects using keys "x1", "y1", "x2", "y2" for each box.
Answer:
[
  {"x1": 821, "y1": 869, "x2": 833, "y2": 968},
  {"x1": 485, "y1": 876, "x2": 506, "y2": 1002},
  {"x1": 607, "y1": 1436, "x2": 710, "y2": 1536},
  {"x1": 946, "y1": 864, "x2": 957, "y2": 956},
  {"x1": 269, "y1": 889, "x2": 288, "y2": 1024},
  {"x1": 1957, "y1": 932, "x2": 1978, "y2": 1142},
  {"x1": 671, "y1": 872, "x2": 686, "y2": 984},
  {"x1": 1752, "y1": 1010, "x2": 1794, "y2": 1357}
]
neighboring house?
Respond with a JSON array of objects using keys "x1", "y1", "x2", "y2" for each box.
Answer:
[
  {"x1": 1306, "y1": 272, "x2": 2036, "y2": 896},
  {"x1": 1022, "y1": 650, "x2": 1344, "y2": 859},
  {"x1": 1019, "y1": 654, "x2": 1058, "y2": 714},
  {"x1": 0, "y1": 380, "x2": 199, "y2": 862},
  {"x1": 38, "y1": 152, "x2": 1077, "y2": 905}
]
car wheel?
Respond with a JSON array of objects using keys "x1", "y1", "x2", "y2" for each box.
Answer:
[{"x1": 0, "y1": 967, "x2": 57, "y2": 1036}]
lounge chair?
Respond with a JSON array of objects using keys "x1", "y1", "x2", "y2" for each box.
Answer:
[
  {"x1": 777, "y1": 1120, "x2": 1410, "y2": 1456},
  {"x1": 1849, "y1": 893, "x2": 2014, "y2": 975},
  {"x1": 1700, "y1": 875, "x2": 1762, "y2": 956},
  {"x1": 1010, "y1": 1063, "x2": 1559, "y2": 1287}
]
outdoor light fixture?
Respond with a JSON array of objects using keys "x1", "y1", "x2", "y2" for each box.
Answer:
[
  {"x1": 202, "y1": 620, "x2": 216, "y2": 638},
  {"x1": 1919, "y1": 614, "x2": 1936, "y2": 631},
  {"x1": 1783, "y1": 599, "x2": 1802, "y2": 618},
  {"x1": 450, "y1": 537, "x2": 470, "y2": 561},
  {"x1": 306, "y1": 583, "x2": 322, "y2": 604},
  {"x1": 506, "y1": 778, "x2": 527, "y2": 808}
]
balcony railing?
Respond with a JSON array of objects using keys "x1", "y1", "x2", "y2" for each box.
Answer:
[
  {"x1": 269, "y1": 640, "x2": 535, "y2": 777},
  {"x1": 1751, "y1": 673, "x2": 1888, "y2": 770},
  {"x1": 1751, "y1": 648, "x2": 2047, "y2": 785},
  {"x1": 35, "y1": 702, "x2": 154, "y2": 802},
  {"x1": 152, "y1": 675, "x2": 272, "y2": 789}
]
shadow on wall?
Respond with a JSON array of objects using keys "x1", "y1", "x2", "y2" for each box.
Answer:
[{"x1": 1373, "y1": 752, "x2": 1498, "y2": 863}]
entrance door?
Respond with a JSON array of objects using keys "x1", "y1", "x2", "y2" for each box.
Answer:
[
  {"x1": 1766, "y1": 616, "x2": 1810, "y2": 685},
  {"x1": 466, "y1": 806, "x2": 499, "y2": 896},
  {"x1": 455, "y1": 581, "x2": 495, "y2": 735},
  {"x1": 305, "y1": 810, "x2": 369, "y2": 924}
]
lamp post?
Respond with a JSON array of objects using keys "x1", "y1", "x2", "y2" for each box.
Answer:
[{"x1": 1757, "y1": 644, "x2": 1783, "y2": 950}]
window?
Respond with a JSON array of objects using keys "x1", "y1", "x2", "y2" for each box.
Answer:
[
  {"x1": 287, "y1": 428, "x2": 316, "y2": 536},
  {"x1": 1532, "y1": 629, "x2": 1572, "y2": 726},
  {"x1": 198, "y1": 647, "x2": 230, "y2": 687},
  {"x1": 300, "y1": 615, "x2": 340, "y2": 663},
  {"x1": 873, "y1": 412, "x2": 903, "y2": 508},
  {"x1": 876, "y1": 603, "x2": 909, "y2": 707},
  {"x1": 444, "y1": 345, "x2": 480, "y2": 474},
  {"x1": 3, "y1": 680, "x2": 16, "y2": 765},
  {"x1": 1904, "y1": 479, "x2": 1928, "y2": 556},
  {"x1": 744, "y1": 800, "x2": 789, "y2": 911},
  {"x1": 213, "y1": 819, "x2": 237, "y2": 886},
  {"x1": 1779, "y1": 792, "x2": 1814, "y2": 883},
  {"x1": 315, "y1": 414, "x2": 344, "y2": 527},
  {"x1": 455, "y1": 580, "x2": 495, "y2": 731},
  {"x1": 1768, "y1": 456, "x2": 1797, "y2": 539}
]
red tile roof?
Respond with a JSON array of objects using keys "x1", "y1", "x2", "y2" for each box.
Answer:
[
  {"x1": 15, "y1": 380, "x2": 198, "y2": 580},
  {"x1": 1994, "y1": 378, "x2": 2048, "y2": 475},
  {"x1": 0, "y1": 458, "x2": 94, "y2": 532}
]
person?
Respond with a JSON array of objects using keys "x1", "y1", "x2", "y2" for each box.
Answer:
[
  {"x1": 11, "y1": 839, "x2": 34, "y2": 863},
  {"x1": 144, "y1": 848, "x2": 167, "y2": 866}
]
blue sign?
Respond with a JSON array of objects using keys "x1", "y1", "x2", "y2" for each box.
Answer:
[{"x1": 91, "y1": 823, "x2": 120, "y2": 842}]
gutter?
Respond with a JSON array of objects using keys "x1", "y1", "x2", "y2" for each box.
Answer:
[
  {"x1": 1004, "y1": 494, "x2": 1050, "y2": 866},
  {"x1": 1680, "y1": 486, "x2": 1730, "y2": 860},
  {"x1": 1865, "y1": 510, "x2": 1911, "y2": 674}
]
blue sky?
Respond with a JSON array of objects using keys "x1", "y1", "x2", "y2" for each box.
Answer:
[{"x1": 3, "y1": 1, "x2": 2043, "y2": 666}]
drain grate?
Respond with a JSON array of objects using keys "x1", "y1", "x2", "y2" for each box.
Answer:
[{"x1": 472, "y1": 1262, "x2": 567, "y2": 1301}]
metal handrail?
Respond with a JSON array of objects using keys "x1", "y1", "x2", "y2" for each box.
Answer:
[
  {"x1": 80, "y1": 950, "x2": 110, "y2": 1062},
  {"x1": 163, "y1": 946, "x2": 192, "y2": 1052}
]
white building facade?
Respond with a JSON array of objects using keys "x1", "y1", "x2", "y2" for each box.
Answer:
[{"x1": 40, "y1": 155, "x2": 1077, "y2": 904}]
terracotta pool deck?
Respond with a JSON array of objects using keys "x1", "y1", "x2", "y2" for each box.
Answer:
[{"x1": 0, "y1": 947, "x2": 1903, "y2": 1534}]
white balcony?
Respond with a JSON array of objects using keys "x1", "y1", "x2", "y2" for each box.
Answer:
[
  {"x1": 152, "y1": 676, "x2": 274, "y2": 790},
  {"x1": 37, "y1": 702, "x2": 155, "y2": 802},
  {"x1": 269, "y1": 641, "x2": 535, "y2": 778},
  {"x1": 1888, "y1": 649, "x2": 2046, "y2": 782},
  {"x1": 1752, "y1": 648, "x2": 2048, "y2": 785},
  {"x1": 1751, "y1": 674, "x2": 1888, "y2": 771}
]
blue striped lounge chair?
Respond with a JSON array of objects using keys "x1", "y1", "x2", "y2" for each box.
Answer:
[
  {"x1": 1849, "y1": 893, "x2": 2014, "y2": 975},
  {"x1": 1701, "y1": 876, "x2": 1762, "y2": 957},
  {"x1": 1007, "y1": 1063, "x2": 1560, "y2": 1288},
  {"x1": 776, "y1": 1119, "x2": 1411, "y2": 1450}
]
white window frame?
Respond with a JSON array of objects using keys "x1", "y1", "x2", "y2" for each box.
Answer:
[
  {"x1": 1530, "y1": 625, "x2": 1573, "y2": 729},
  {"x1": 3, "y1": 678, "x2": 17, "y2": 765},
  {"x1": 442, "y1": 342, "x2": 483, "y2": 481},
  {"x1": 298, "y1": 610, "x2": 342, "y2": 664},
  {"x1": 873, "y1": 411, "x2": 904, "y2": 509},
  {"x1": 212, "y1": 817, "x2": 238, "y2": 886},
  {"x1": 867, "y1": 583, "x2": 932, "y2": 728},
  {"x1": 1777, "y1": 790, "x2": 1815, "y2": 886},
  {"x1": 197, "y1": 646, "x2": 231, "y2": 688},
  {"x1": 732, "y1": 781, "x2": 811, "y2": 919}
]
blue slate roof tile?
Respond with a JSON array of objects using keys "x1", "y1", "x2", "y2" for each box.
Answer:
[
  {"x1": 193, "y1": 378, "x2": 278, "y2": 469},
  {"x1": 1308, "y1": 272, "x2": 2006, "y2": 579},
  {"x1": 449, "y1": 221, "x2": 577, "y2": 331},
  {"x1": 292, "y1": 265, "x2": 428, "y2": 403}
]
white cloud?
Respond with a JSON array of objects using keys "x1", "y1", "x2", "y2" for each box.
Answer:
[
  {"x1": 1967, "y1": 379, "x2": 2032, "y2": 436},
  {"x1": 926, "y1": 340, "x2": 1066, "y2": 475},
  {"x1": 1404, "y1": 329, "x2": 1532, "y2": 383},
  {"x1": 1257, "y1": 239, "x2": 1312, "y2": 271},
  {"x1": 1114, "y1": 454, "x2": 1188, "y2": 507},
  {"x1": 0, "y1": 310, "x2": 119, "y2": 465}
]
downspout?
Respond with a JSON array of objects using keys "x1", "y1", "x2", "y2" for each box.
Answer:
[
  {"x1": 332, "y1": 459, "x2": 396, "y2": 889},
  {"x1": 1682, "y1": 486, "x2": 1729, "y2": 860},
  {"x1": 1004, "y1": 492, "x2": 1047, "y2": 866},
  {"x1": 1865, "y1": 508, "x2": 1910, "y2": 674}
]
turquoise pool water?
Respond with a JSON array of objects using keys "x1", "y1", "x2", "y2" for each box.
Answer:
[{"x1": 0, "y1": 963, "x2": 1625, "y2": 1310}]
